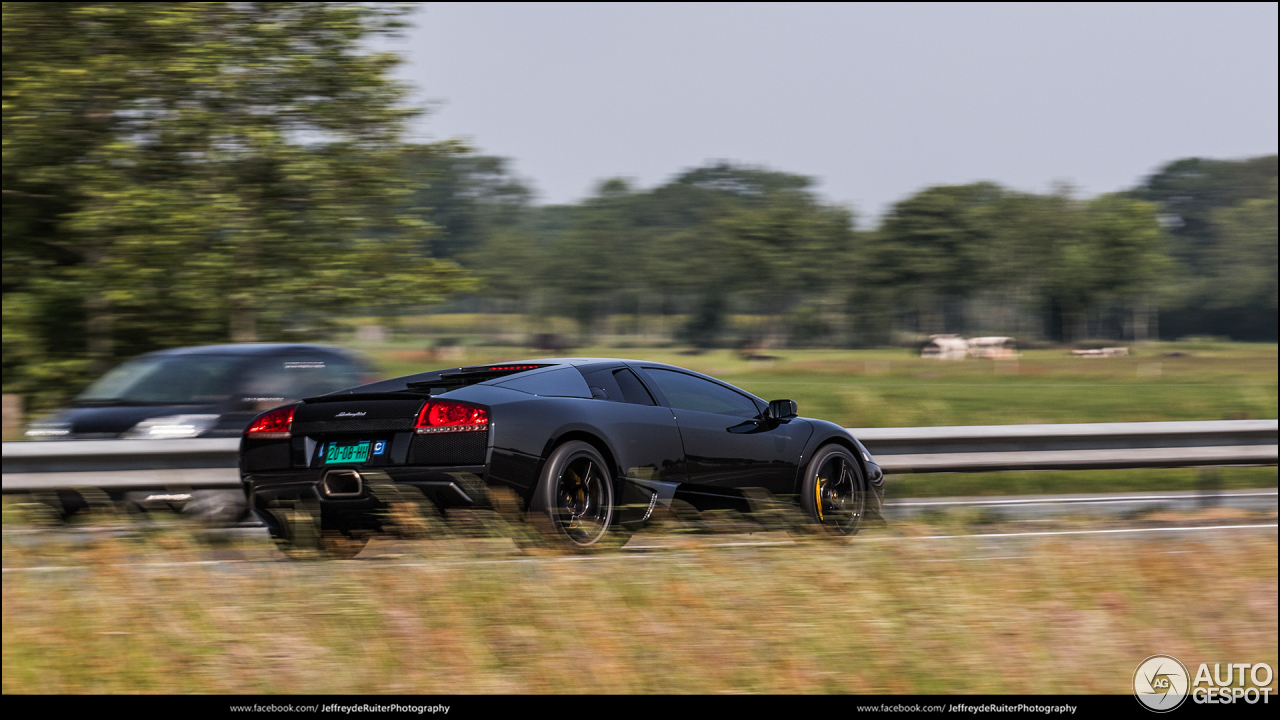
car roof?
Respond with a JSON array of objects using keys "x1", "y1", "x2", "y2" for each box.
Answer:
[
  {"x1": 503, "y1": 357, "x2": 682, "y2": 368},
  {"x1": 139, "y1": 343, "x2": 355, "y2": 357},
  {"x1": 340, "y1": 356, "x2": 765, "y2": 402},
  {"x1": 479, "y1": 358, "x2": 766, "y2": 402}
]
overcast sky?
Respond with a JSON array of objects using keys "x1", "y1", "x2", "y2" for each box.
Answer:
[{"x1": 384, "y1": 3, "x2": 1279, "y2": 222}]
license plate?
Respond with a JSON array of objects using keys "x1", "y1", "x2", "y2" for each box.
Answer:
[{"x1": 324, "y1": 441, "x2": 370, "y2": 465}]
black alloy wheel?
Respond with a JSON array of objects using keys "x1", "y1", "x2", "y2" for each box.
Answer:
[
  {"x1": 532, "y1": 440, "x2": 617, "y2": 547},
  {"x1": 800, "y1": 444, "x2": 867, "y2": 535}
]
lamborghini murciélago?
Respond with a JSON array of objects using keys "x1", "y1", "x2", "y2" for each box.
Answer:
[{"x1": 240, "y1": 358, "x2": 885, "y2": 554}]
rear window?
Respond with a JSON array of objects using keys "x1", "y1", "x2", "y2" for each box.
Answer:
[
  {"x1": 239, "y1": 355, "x2": 362, "y2": 402},
  {"x1": 493, "y1": 366, "x2": 592, "y2": 398}
]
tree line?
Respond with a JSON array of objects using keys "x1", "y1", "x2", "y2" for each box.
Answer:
[
  {"x1": 416, "y1": 152, "x2": 1275, "y2": 348},
  {"x1": 3, "y1": 3, "x2": 1276, "y2": 408}
]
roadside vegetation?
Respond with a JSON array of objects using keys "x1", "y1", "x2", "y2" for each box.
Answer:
[
  {"x1": 3, "y1": 499, "x2": 1275, "y2": 694},
  {"x1": 4, "y1": 7, "x2": 1276, "y2": 412}
]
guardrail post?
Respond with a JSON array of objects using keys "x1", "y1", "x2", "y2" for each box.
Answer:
[
  {"x1": 2, "y1": 394, "x2": 21, "y2": 441},
  {"x1": 1197, "y1": 469, "x2": 1223, "y2": 508}
]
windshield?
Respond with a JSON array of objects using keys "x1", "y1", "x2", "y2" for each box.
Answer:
[{"x1": 76, "y1": 355, "x2": 246, "y2": 405}]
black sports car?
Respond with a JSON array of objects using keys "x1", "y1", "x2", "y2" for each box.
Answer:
[{"x1": 241, "y1": 358, "x2": 885, "y2": 553}]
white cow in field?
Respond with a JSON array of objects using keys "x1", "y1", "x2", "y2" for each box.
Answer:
[
  {"x1": 967, "y1": 336, "x2": 1018, "y2": 359},
  {"x1": 920, "y1": 335, "x2": 1019, "y2": 360},
  {"x1": 920, "y1": 335, "x2": 969, "y2": 360}
]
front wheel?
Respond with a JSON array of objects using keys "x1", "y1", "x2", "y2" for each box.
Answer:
[
  {"x1": 799, "y1": 444, "x2": 867, "y2": 536},
  {"x1": 530, "y1": 440, "x2": 625, "y2": 549}
]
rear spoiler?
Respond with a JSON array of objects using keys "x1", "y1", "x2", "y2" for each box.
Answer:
[{"x1": 412, "y1": 363, "x2": 551, "y2": 387}]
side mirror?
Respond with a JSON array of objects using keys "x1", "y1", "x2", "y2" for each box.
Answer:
[{"x1": 767, "y1": 399, "x2": 798, "y2": 420}]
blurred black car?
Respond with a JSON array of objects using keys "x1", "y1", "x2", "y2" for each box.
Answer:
[
  {"x1": 27, "y1": 344, "x2": 372, "y2": 440},
  {"x1": 242, "y1": 358, "x2": 885, "y2": 554}
]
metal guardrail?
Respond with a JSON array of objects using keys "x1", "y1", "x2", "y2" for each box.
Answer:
[
  {"x1": 857, "y1": 420, "x2": 1278, "y2": 473},
  {"x1": 2, "y1": 438, "x2": 241, "y2": 491},
  {"x1": 1, "y1": 420, "x2": 1276, "y2": 493}
]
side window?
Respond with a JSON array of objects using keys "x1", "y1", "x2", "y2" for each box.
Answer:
[
  {"x1": 642, "y1": 368, "x2": 759, "y2": 418},
  {"x1": 613, "y1": 368, "x2": 656, "y2": 406},
  {"x1": 581, "y1": 368, "x2": 624, "y2": 401},
  {"x1": 578, "y1": 367, "x2": 656, "y2": 406}
]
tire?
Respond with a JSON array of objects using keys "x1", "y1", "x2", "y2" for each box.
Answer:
[
  {"x1": 799, "y1": 444, "x2": 868, "y2": 536},
  {"x1": 530, "y1": 440, "x2": 627, "y2": 549},
  {"x1": 319, "y1": 530, "x2": 370, "y2": 559},
  {"x1": 270, "y1": 506, "x2": 369, "y2": 560}
]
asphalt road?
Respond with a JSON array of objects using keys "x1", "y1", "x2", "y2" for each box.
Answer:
[
  {"x1": 3, "y1": 488, "x2": 1276, "y2": 572},
  {"x1": 880, "y1": 488, "x2": 1278, "y2": 520}
]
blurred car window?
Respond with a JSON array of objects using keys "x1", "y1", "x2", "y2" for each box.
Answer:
[
  {"x1": 239, "y1": 354, "x2": 362, "y2": 403},
  {"x1": 642, "y1": 368, "x2": 759, "y2": 418},
  {"x1": 76, "y1": 355, "x2": 244, "y2": 405}
]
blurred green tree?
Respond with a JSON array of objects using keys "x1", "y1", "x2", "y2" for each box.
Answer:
[
  {"x1": 402, "y1": 145, "x2": 534, "y2": 261},
  {"x1": 3, "y1": 3, "x2": 473, "y2": 404},
  {"x1": 869, "y1": 183, "x2": 1004, "y2": 335},
  {"x1": 1205, "y1": 191, "x2": 1278, "y2": 320},
  {"x1": 1132, "y1": 157, "x2": 1277, "y2": 340},
  {"x1": 545, "y1": 179, "x2": 641, "y2": 339},
  {"x1": 856, "y1": 184, "x2": 1170, "y2": 343},
  {"x1": 1131, "y1": 156, "x2": 1277, "y2": 272}
]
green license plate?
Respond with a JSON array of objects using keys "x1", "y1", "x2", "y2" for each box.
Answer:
[{"x1": 325, "y1": 441, "x2": 370, "y2": 465}]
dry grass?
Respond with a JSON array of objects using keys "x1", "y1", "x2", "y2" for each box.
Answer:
[{"x1": 4, "y1": 501, "x2": 1276, "y2": 694}]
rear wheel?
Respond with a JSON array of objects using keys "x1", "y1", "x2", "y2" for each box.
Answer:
[
  {"x1": 270, "y1": 506, "x2": 370, "y2": 560},
  {"x1": 799, "y1": 444, "x2": 867, "y2": 536},
  {"x1": 319, "y1": 530, "x2": 370, "y2": 559},
  {"x1": 530, "y1": 440, "x2": 626, "y2": 549}
]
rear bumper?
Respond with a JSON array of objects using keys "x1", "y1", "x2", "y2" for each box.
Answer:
[{"x1": 245, "y1": 464, "x2": 487, "y2": 535}]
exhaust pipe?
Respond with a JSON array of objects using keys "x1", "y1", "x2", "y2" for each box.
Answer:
[{"x1": 322, "y1": 469, "x2": 363, "y2": 498}]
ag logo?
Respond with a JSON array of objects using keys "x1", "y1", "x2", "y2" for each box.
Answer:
[{"x1": 1135, "y1": 654, "x2": 1190, "y2": 712}]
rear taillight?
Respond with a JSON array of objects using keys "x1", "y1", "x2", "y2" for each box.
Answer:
[
  {"x1": 414, "y1": 401, "x2": 488, "y2": 434},
  {"x1": 245, "y1": 404, "x2": 296, "y2": 439}
]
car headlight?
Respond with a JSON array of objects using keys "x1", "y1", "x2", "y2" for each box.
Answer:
[
  {"x1": 25, "y1": 422, "x2": 72, "y2": 439},
  {"x1": 124, "y1": 414, "x2": 220, "y2": 439}
]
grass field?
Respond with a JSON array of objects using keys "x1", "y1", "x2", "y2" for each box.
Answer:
[
  {"x1": 353, "y1": 339, "x2": 1278, "y2": 428},
  {"x1": 3, "y1": 501, "x2": 1276, "y2": 694}
]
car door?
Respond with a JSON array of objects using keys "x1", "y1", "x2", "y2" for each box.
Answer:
[
  {"x1": 576, "y1": 364, "x2": 686, "y2": 486},
  {"x1": 633, "y1": 366, "x2": 810, "y2": 497},
  {"x1": 573, "y1": 363, "x2": 688, "y2": 523}
]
